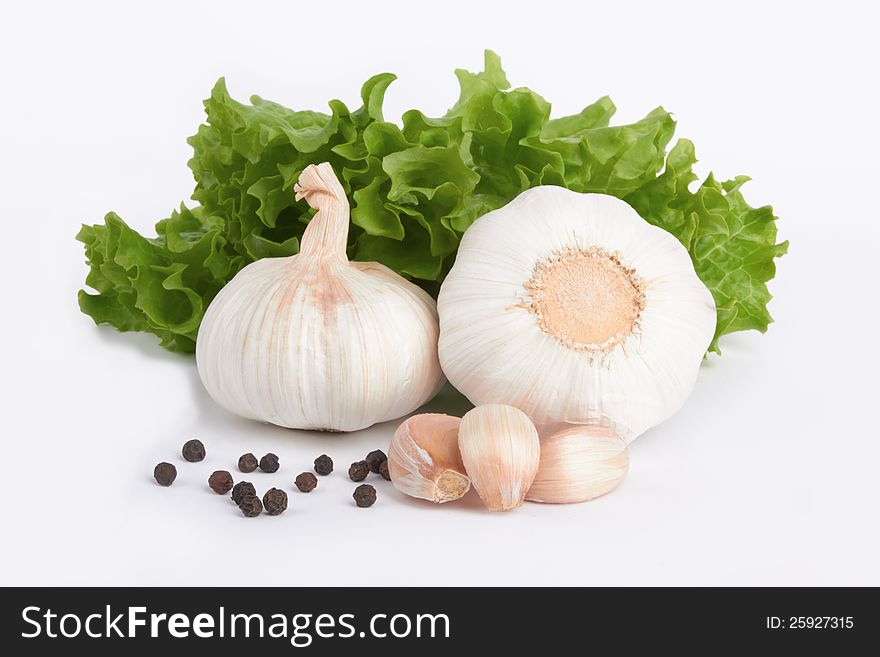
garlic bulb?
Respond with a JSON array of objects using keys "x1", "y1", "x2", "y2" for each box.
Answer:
[
  {"x1": 196, "y1": 163, "x2": 444, "y2": 432},
  {"x1": 526, "y1": 424, "x2": 629, "y2": 504},
  {"x1": 388, "y1": 414, "x2": 469, "y2": 503},
  {"x1": 438, "y1": 187, "x2": 716, "y2": 442},
  {"x1": 457, "y1": 404, "x2": 540, "y2": 512}
]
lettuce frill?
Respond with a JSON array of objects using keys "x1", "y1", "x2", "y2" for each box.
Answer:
[{"x1": 78, "y1": 51, "x2": 786, "y2": 354}]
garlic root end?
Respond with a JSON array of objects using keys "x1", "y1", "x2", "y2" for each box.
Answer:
[{"x1": 433, "y1": 469, "x2": 471, "y2": 503}]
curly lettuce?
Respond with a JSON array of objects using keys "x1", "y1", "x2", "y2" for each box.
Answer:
[{"x1": 77, "y1": 51, "x2": 786, "y2": 354}]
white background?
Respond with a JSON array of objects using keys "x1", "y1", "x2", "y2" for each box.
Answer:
[{"x1": 1, "y1": 0, "x2": 878, "y2": 586}]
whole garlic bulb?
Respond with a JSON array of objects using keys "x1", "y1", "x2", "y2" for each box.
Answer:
[
  {"x1": 196, "y1": 163, "x2": 444, "y2": 432},
  {"x1": 438, "y1": 187, "x2": 716, "y2": 442}
]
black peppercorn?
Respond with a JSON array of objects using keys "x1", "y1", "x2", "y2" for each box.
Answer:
[
  {"x1": 239, "y1": 495, "x2": 263, "y2": 517},
  {"x1": 348, "y1": 460, "x2": 370, "y2": 482},
  {"x1": 378, "y1": 460, "x2": 391, "y2": 481},
  {"x1": 314, "y1": 454, "x2": 333, "y2": 476},
  {"x1": 231, "y1": 481, "x2": 256, "y2": 506},
  {"x1": 353, "y1": 484, "x2": 377, "y2": 508},
  {"x1": 153, "y1": 462, "x2": 177, "y2": 486},
  {"x1": 182, "y1": 439, "x2": 206, "y2": 462},
  {"x1": 295, "y1": 472, "x2": 318, "y2": 492},
  {"x1": 259, "y1": 452, "x2": 280, "y2": 473},
  {"x1": 208, "y1": 470, "x2": 234, "y2": 495},
  {"x1": 238, "y1": 453, "x2": 258, "y2": 473},
  {"x1": 365, "y1": 449, "x2": 387, "y2": 473},
  {"x1": 263, "y1": 488, "x2": 288, "y2": 516}
]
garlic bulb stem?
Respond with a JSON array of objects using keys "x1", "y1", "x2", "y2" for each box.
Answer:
[{"x1": 294, "y1": 163, "x2": 349, "y2": 259}]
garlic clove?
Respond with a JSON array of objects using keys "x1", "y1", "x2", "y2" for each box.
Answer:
[
  {"x1": 526, "y1": 424, "x2": 629, "y2": 504},
  {"x1": 457, "y1": 404, "x2": 540, "y2": 512},
  {"x1": 388, "y1": 414, "x2": 469, "y2": 503}
]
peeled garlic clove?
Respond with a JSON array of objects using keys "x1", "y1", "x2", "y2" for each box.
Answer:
[
  {"x1": 388, "y1": 414, "x2": 469, "y2": 503},
  {"x1": 438, "y1": 187, "x2": 716, "y2": 442},
  {"x1": 196, "y1": 163, "x2": 444, "y2": 432},
  {"x1": 458, "y1": 404, "x2": 540, "y2": 512},
  {"x1": 526, "y1": 424, "x2": 629, "y2": 504}
]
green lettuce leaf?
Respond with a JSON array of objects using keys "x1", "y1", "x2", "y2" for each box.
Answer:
[
  {"x1": 625, "y1": 140, "x2": 789, "y2": 352},
  {"x1": 78, "y1": 51, "x2": 785, "y2": 354}
]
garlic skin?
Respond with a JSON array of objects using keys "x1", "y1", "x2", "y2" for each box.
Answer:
[
  {"x1": 526, "y1": 424, "x2": 629, "y2": 504},
  {"x1": 388, "y1": 414, "x2": 469, "y2": 503},
  {"x1": 438, "y1": 187, "x2": 716, "y2": 442},
  {"x1": 457, "y1": 404, "x2": 540, "y2": 512},
  {"x1": 196, "y1": 163, "x2": 444, "y2": 432}
]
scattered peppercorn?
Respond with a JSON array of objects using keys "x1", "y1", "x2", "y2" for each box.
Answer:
[
  {"x1": 259, "y1": 452, "x2": 280, "y2": 473},
  {"x1": 231, "y1": 481, "x2": 256, "y2": 506},
  {"x1": 365, "y1": 449, "x2": 387, "y2": 473},
  {"x1": 314, "y1": 454, "x2": 333, "y2": 476},
  {"x1": 348, "y1": 460, "x2": 370, "y2": 482},
  {"x1": 182, "y1": 439, "x2": 206, "y2": 462},
  {"x1": 353, "y1": 484, "x2": 377, "y2": 508},
  {"x1": 153, "y1": 462, "x2": 177, "y2": 486},
  {"x1": 263, "y1": 488, "x2": 288, "y2": 516},
  {"x1": 239, "y1": 495, "x2": 263, "y2": 517},
  {"x1": 295, "y1": 472, "x2": 318, "y2": 493},
  {"x1": 208, "y1": 470, "x2": 234, "y2": 495},
  {"x1": 238, "y1": 453, "x2": 258, "y2": 473},
  {"x1": 378, "y1": 460, "x2": 391, "y2": 481}
]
